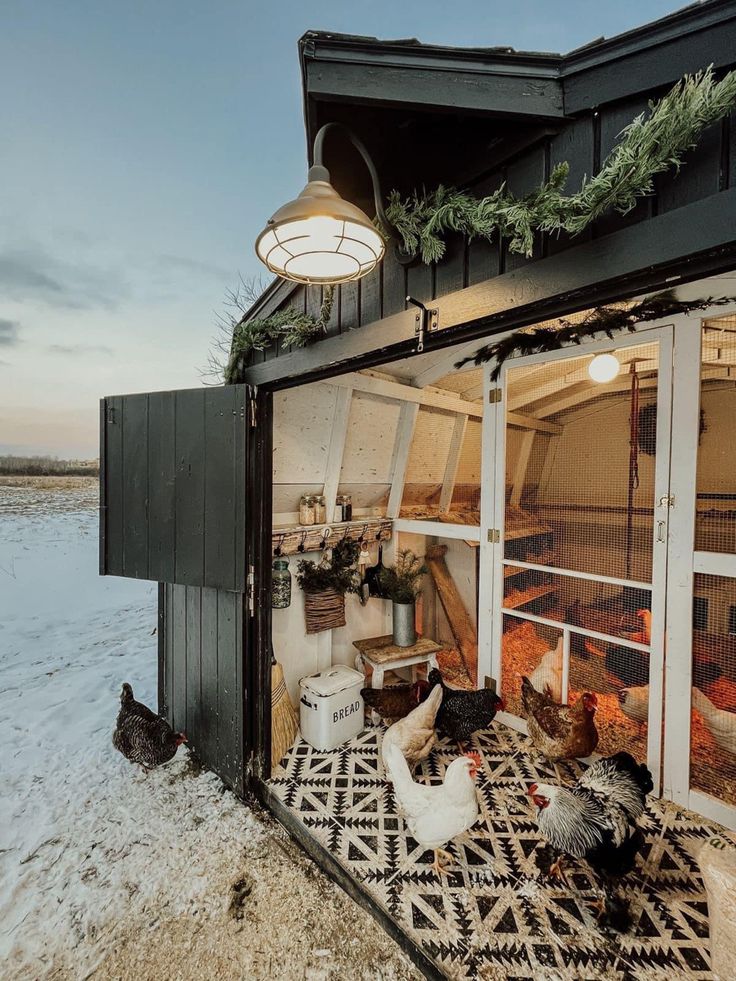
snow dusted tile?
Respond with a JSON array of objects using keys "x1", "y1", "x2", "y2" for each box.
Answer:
[{"x1": 270, "y1": 724, "x2": 720, "y2": 980}]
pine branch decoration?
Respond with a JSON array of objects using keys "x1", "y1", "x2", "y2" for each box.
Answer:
[
  {"x1": 387, "y1": 68, "x2": 736, "y2": 263},
  {"x1": 456, "y1": 292, "x2": 736, "y2": 378},
  {"x1": 225, "y1": 285, "x2": 335, "y2": 384}
]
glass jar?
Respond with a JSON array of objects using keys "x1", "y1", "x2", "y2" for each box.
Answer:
[
  {"x1": 272, "y1": 558, "x2": 292, "y2": 609},
  {"x1": 314, "y1": 495, "x2": 327, "y2": 524},
  {"x1": 335, "y1": 494, "x2": 353, "y2": 522},
  {"x1": 299, "y1": 494, "x2": 316, "y2": 525}
]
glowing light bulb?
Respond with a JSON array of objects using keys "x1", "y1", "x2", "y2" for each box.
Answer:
[{"x1": 588, "y1": 353, "x2": 620, "y2": 383}]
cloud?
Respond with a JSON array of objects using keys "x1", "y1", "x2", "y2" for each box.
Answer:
[
  {"x1": 156, "y1": 254, "x2": 231, "y2": 279},
  {"x1": 0, "y1": 318, "x2": 20, "y2": 346},
  {"x1": 48, "y1": 342, "x2": 114, "y2": 356},
  {"x1": 0, "y1": 248, "x2": 127, "y2": 310}
]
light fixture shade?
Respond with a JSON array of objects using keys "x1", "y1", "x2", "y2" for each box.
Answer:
[
  {"x1": 255, "y1": 180, "x2": 385, "y2": 285},
  {"x1": 588, "y1": 352, "x2": 621, "y2": 383}
]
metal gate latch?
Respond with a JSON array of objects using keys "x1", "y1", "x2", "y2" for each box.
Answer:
[
  {"x1": 658, "y1": 494, "x2": 675, "y2": 508},
  {"x1": 407, "y1": 296, "x2": 439, "y2": 353}
]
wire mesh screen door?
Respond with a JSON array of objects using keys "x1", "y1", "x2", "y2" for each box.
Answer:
[
  {"x1": 663, "y1": 316, "x2": 736, "y2": 828},
  {"x1": 490, "y1": 326, "x2": 674, "y2": 794}
]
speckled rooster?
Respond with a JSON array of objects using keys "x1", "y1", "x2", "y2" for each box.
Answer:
[{"x1": 112, "y1": 683, "x2": 186, "y2": 771}]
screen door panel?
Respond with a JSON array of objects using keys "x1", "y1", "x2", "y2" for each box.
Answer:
[
  {"x1": 495, "y1": 334, "x2": 670, "y2": 780},
  {"x1": 689, "y1": 319, "x2": 736, "y2": 814}
]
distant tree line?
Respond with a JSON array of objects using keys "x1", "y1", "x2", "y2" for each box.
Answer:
[{"x1": 0, "y1": 455, "x2": 99, "y2": 476}]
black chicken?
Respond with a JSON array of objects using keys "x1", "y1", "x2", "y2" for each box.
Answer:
[
  {"x1": 528, "y1": 752, "x2": 653, "y2": 930},
  {"x1": 426, "y1": 669, "x2": 504, "y2": 744},
  {"x1": 112, "y1": 683, "x2": 186, "y2": 771}
]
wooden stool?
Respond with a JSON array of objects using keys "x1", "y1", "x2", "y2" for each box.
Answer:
[{"x1": 354, "y1": 632, "x2": 440, "y2": 686}]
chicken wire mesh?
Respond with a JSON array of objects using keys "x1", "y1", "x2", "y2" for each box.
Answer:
[
  {"x1": 690, "y1": 574, "x2": 736, "y2": 807},
  {"x1": 503, "y1": 341, "x2": 660, "y2": 584},
  {"x1": 499, "y1": 341, "x2": 659, "y2": 763},
  {"x1": 696, "y1": 318, "x2": 736, "y2": 554}
]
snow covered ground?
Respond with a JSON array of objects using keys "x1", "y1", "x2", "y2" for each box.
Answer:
[{"x1": 0, "y1": 479, "x2": 417, "y2": 980}]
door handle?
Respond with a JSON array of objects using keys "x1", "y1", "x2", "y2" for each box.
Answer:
[{"x1": 656, "y1": 520, "x2": 666, "y2": 542}]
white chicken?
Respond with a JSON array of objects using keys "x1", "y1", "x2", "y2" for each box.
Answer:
[
  {"x1": 693, "y1": 687, "x2": 736, "y2": 756},
  {"x1": 529, "y1": 636, "x2": 564, "y2": 702},
  {"x1": 382, "y1": 683, "x2": 443, "y2": 774},
  {"x1": 618, "y1": 685, "x2": 649, "y2": 724},
  {"x1": 384, "y1": 741, "x2": 480, "y2": 876}
]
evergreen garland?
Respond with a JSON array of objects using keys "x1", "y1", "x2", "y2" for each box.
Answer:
[
  {"x1": 386, "y1": 67, "x2": 736, "y2": 264},
  {"x1": 456, "y1": 292, "x2": 736, "y2": 379},
  {"x1": 225, "y1": 286, "x2": 334, "y2": 383}
]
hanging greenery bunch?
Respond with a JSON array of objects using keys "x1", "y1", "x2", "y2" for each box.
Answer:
[
  {"x1": 225, "y1": 286, "x2": 334, "y2": 384},
  {"x1": 386, "y1": 67, "x2": 736, "y2": 264},
  {"x1": 296, "y1": 539, "x2": 361, "y2": 595},
  {"x1": 457, "y1": 292, "x2": 736, "y2": 379}
]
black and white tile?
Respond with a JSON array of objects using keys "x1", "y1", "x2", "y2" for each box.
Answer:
[{"x1": 270, "y1": 724, "x2": 718, "y2": 980}]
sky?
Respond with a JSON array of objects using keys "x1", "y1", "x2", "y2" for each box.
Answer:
[{"x1": 0, "y1": 0, "x2": 682, "y2": 459}]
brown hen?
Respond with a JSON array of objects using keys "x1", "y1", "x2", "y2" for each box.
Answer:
[{"x1": 521, "y1": 676, "x2": 598, "y2": 761}]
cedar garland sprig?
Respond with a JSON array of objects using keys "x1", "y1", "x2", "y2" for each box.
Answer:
[
  {"x1": 386, "y1": 67, "x2": 736, "y2": 263},
  {"x1": 225, "y1": 286, "x2": 334, "y2": 383},
  {"x1": 456, "y1": 292, "x2": 736, "y2": 379}
]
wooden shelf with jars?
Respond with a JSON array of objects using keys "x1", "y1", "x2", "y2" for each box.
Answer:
[{"x1": 271, "y1": 518, "x2": 393, "y2": 557}]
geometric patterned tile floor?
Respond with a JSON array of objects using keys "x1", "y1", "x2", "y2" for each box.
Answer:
[{"x1": 270, "y1": 723, "x2": 723, "y2": 980}]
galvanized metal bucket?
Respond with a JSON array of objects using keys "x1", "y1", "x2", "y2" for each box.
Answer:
[{"x1": 392, "y1": 601, "x2": 416, "y2": 647}]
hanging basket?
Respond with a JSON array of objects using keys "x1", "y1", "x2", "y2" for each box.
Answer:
[{"x1": 304, "y1": 588, "x2": 346, "y2": 634}]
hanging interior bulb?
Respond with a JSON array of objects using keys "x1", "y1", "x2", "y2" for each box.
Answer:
[{"x1": 588, "y1": 352, "x2": 620, "y2": 383}]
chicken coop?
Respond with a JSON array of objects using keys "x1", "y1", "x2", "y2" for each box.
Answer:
[{"x1": 100, "y1": 8, "x2": 736, "y2": 978}]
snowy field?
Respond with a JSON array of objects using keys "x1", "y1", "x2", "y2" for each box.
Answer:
[{"x1": 0, "y1": 479, "x2": 417, "y2": 980}]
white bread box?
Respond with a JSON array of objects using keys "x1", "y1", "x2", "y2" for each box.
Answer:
[{"x1": 299, "y1": 666, "x2": 365, "y2": 751}]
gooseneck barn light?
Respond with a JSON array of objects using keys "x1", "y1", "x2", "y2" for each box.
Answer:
[
  {"x1": 255, "y1": 122, "x2": 389, "y2": 285},
  {"x1": 588, "y1": 352, "x2": 621, "y2": 383}
]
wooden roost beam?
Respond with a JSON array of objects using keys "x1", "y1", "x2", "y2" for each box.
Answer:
[{"x1": 425, "y1": 544, "x2": 478, "y2": 680}]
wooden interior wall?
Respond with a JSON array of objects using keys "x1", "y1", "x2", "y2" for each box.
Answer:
[{"x1": 161, "y1": 583, "x2": 246, "y2": 796}]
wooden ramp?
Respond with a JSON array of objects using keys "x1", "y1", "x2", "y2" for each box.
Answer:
[{"x1": 425, "y1": 544, "x2": 478, "y2": 682}]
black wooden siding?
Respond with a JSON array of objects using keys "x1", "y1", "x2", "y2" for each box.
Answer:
[
  {"x1": 161, "y1": 583, "x2": 246, "y2": 796},
  {"x1": 100, "y1": 384, "x2": 248, "y2": 590},
  {"x1": 248, "y1": 73, "x2": 736, "y2": 366}
]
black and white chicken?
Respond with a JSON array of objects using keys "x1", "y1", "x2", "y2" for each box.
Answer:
[
  {"x1": 112, "y1": 683, "x2": 187, "y2": 771},
  {"x1": 528, "y1": 752, "x2": 653, "y2": 929}
]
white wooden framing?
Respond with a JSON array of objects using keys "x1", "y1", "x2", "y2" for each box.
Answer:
[
  {"x1": 386, "y1": 402, "x2": 419, "y2": 519},
  {"x1": 323, "y1": 386, "x2": 353, "y2": 522},
  {"x1": 332, "y1": 371, "x2": 482, "y2": 418},
  {"x1": 489, "y1": 324, "x2": 674, "y2": 795},
  {"x1": 392, "y1": 518, "x2": 481, "y2": 541},
  {"x1": 662, "y1": 321, "x2": 701, "y2": 806},
  {"x1": 477, "y1": 364, "x2": 498, "y2": 689},
  {"x1": 439, "y1": 415, "x2": 468, "y2": 512},
  {"x1": 662, "y1": 316, "x2": 736, "y2": 831}
]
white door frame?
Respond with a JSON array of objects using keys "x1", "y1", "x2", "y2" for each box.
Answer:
[
  {"x1": 665, "y1": 313, "x2": 736, "y2": 829},
  {"x1": 487, "y1": 323, "x2": 674, "y2": 795}
]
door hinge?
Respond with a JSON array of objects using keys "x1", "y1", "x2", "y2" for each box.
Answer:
[
  {"x1": 658, "y1": 494, "x2": 675, "y2": 508},
  {"x1": 248, "y1": 393, "x2": 257, "y2": 429},
  {"x1": 489, "y1": 389, "x2": 502, "y2": 404},
  {"x1": 487, "y1": 529, "x2": 500, "y2": 543},
  {"x1": 246, "y1": 566, "x2": 255, "y2": 616},
  {"x1": 407, "y1": 296, "x2": 439, "y2": 354},
  {"x1": 107, "y1": 406, "x2": 116, "y2": 424}
]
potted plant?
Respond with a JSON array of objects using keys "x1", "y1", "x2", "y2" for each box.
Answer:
[
  {"x1": 378, "y1": 549, "x2": 427, "y2": 647},
  {"x1": 296, "y1": 539, "x2": 360, "y2": 634}
]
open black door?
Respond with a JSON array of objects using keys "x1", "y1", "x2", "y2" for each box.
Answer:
[
  {"x1": 100, "y1": 384, "x2": 249, "y2": 590},
  {"x1": 99, "y1": 383, "x2": 267, "y2": 796}
]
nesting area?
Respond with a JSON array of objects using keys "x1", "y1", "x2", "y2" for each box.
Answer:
[{"x1": 270, "y1": 723, "x2": 721, "y2": 981}]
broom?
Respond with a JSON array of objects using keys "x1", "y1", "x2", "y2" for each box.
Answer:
[{"x1": 271, "y1": 644, "x2": 299, "y2": 769}]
